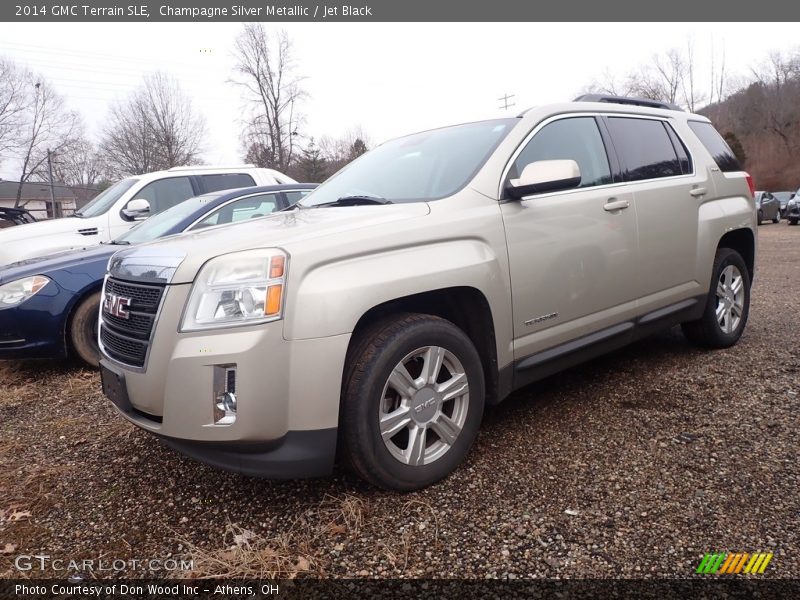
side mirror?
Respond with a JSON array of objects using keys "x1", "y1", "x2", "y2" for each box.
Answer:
[
  {"x1": 506, "y1": 160, "x2": 581, "y2": 199},
  {"x1": 122, "y1": 198, "x2": 151, "y2": 221}
]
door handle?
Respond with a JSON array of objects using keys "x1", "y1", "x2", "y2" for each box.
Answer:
[
  {"x1": 603, "y1": 198, "x2": 630, "y2": 211},
  {"x1": 689, "y1": 187, "x2": 707, "y2": 197}
]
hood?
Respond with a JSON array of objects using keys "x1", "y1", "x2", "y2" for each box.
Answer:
[
  {"x1": 0, "y1": 216, "x2": 84, "y2": 241},
  {"x1": 111, "y1": 203, "x2": 431, "y2": 284},
  {"x1": 0, "y1": 244, "x2": 116, "y2": 285}
]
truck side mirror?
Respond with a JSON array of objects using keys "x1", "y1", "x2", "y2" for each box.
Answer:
[
  {"x1": 506, "y1": 160, "x2": 582, "y2": 199},
  {"x1": 122, "y1": 198, "x2": 151, "y2": 221}
]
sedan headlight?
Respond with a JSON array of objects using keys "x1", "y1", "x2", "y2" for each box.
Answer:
[
  {"x1": 0, "y1": 275, "x2": 50, "y2": 309},
  {"x1": 181, "y1": 249, "x2": 287, "y2": 331},
  {"x1": 788, "y1": 200, "x2": 798, "y2": 208}
]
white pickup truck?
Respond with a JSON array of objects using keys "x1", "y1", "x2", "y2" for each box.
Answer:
[{"x1": 0, "y1": 166, "x2": 294, "y2": 266}]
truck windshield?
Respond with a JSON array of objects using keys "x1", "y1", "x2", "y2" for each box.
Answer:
[
  {"x1": 298, "y1": 118, "x2": 517, "y2": 207},
  {"x1": 114, "y1": 193, "x2": 224, "y2": 245},
  {"x1": 74, "y1": 178, "x2": 139, "y2": 218}
]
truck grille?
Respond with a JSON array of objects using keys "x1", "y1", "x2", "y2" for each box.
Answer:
[{"x1": 100, "y1": 277, "x2": 165, "y2": 368}]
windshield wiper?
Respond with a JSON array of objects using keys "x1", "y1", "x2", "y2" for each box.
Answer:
[
  {"x1": 311, "y1": 195, "x2": 392, "y2": 208},
  {"x1": 106, "y1": 240, "x2": 131, "y2": 245}
]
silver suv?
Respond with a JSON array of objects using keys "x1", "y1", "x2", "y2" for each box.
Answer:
[{"x1": 99, "y1": 96, "x2": 756, "y2": 491}]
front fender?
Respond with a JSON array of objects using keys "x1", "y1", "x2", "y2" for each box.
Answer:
[{"x1": 284, "y1": 238, "x2": 507, "y2": 342}]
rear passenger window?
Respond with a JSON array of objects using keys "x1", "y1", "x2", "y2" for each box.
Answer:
[
  {"x1": 201, "y1": 173, "x2": 256, "y2": 193},
  {"x1": 510, "y1": 117, "x2": 612, "y2": 189},
  {"x1": 607, "y1": 118, "x2": 683, "y2": 181},
  {"x1": 687, "y1": 121, "x2": 742, "y2": 172}
]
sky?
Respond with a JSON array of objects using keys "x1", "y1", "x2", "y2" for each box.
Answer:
[{"x1": 0, "y1": 22, "x2": 798, "y2": 180}]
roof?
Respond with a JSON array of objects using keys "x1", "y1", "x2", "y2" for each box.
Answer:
[{"x1": 0, "y1": 181, "x2": 76, "y2": 201}]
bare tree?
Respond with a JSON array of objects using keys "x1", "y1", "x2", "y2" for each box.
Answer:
[
  {"x1": 318, "y1": 126, "x2": 372, "y2": 173},
  {"x1": 52, "y1": 133, "x2": 107, "y2": 204},
  {"x1": 750, "y1": 50, "x2": 800, "y2": 150},
  {"x1": 0, "y1": 57, "x2": 29, "y2": 162},
  {"x1": 14, "y1": 77, "x2": 81, "y2": 206},
  {"x1": 101, "y1": 72, "x2": 205, "y2": 177},
  {"x1": 232, "y1": 25, "x2": 306, "y2": 172}
]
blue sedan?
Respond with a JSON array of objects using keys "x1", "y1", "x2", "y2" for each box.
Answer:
[{"x1": 0, "y1": 184, "x2": 315, "y2": 367}]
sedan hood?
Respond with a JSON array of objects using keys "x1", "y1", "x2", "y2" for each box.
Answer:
[
  {"x1": 110, "y1": 204, "x2": 431, "y2": 284},
  {"x1": 0, "y1": 244, "x2": 116, "y2": 285}
]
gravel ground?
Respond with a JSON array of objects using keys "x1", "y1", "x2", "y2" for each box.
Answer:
[{"x1": 1, "y1": 223, "x2": 798, "y2": 580}]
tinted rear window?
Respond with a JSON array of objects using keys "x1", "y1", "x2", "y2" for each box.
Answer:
[
  {"x1": 687, "y1": 121, "x2": 742, "y2": 173},
  {"x1": 201, "y1": 173, "x2": 256, "y2": 193},
  {"x1": 607, "y1": 117, "x2": 682, "y2": 181}
]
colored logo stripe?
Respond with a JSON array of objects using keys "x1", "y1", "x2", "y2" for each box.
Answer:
[{"x1": 697, "y1": 552, "x2": 773, "y2": 574}]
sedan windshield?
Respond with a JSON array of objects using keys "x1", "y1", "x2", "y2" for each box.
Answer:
[
  {"x1": 298, "y1": 118, "x2": 517, "y2": 207},
  {"x1": 114, "y1": 193, "x2": 224, "y2": 245},
  {"x1": 74, "y1": 178, "x2": 138, "y2": 218}
]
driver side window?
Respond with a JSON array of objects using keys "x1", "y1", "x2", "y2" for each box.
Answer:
[
  {"x1": 190, "y1": 193, "x2": 280, "y2": 230},
  {"x1": 510, "y1": 117, "x2": 612, "y2": 189}
]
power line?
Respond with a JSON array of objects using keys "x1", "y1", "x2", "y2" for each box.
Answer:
[{"x1": 498, "y1": 93, "x2": 516, "y2": 111}]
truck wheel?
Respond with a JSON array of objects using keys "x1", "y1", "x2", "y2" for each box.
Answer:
[
  {"x1": 69, "y1": 291, "x2": 101, "y2": 368},
  {"x1": 681, "y1": 248, "x2": 750, "y2": 349},
  {"x1": 340, "y1": 313, "x2": 485, "y2": 491}
]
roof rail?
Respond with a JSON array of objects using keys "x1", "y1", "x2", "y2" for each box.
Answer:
[
  {"x1": 573, "y1": 94, "x2": 683, "y2": 112},
  {"x1": 166, "y1": 164, "x2": 257, "y2": 172}
]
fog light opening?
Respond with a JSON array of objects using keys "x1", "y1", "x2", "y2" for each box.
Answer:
[{"x1": 213, "y1": 365, "x2": 237, "y2": 425}]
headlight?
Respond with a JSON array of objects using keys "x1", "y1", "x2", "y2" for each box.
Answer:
[
  {"x1": 0, "y1": 275, "x2": 50, "y2": 309},
  {"x1": 181, "y1": 249, "x2": 287, "y2": 331},
  {"x1": 789, "y1": 200, "x2": 797, "y2": 208}
]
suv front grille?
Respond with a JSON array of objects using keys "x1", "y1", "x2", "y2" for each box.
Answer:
[{"x1": 100, "y1": 277, "x2": 165, "y2": 368}]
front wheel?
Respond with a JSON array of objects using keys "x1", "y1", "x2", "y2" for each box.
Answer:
[
  {"x1": 773, "y1": 211, "x2": 780, "y2": 224},
  {"x1": 340, "y1": 313, "x2": 485, "y2": 491},
  {"x1": 69, "y1": 292, "x2": 101, "y2": 368},
  {"x1": 681, "y1": 248, "x2": 750, "y2": 349}
]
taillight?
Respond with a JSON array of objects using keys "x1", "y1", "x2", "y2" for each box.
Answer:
[{"x1": 745, "y1": 173, "x2": 755, "y2": 198}]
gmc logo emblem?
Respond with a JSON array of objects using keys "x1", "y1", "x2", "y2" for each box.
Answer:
[{"x1": 103, "y1": 293, "x2": 131, "y2": 319}]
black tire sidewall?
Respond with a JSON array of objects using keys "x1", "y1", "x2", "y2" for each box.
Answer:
[
  {"x1": 344, "y1": 317, "x2": 484, "y2": 491},
  {"x1": 70, "y1": 292, "x2": 101, "y2": 368}
]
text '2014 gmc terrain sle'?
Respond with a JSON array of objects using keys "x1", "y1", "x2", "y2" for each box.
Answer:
[{"x1": 99, "y1": 96, "x2": 756, "y2": 491}]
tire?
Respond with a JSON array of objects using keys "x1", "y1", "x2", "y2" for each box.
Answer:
[
  {"x1": 681, "y1": 248, "x2": 750, "y2": 349},
  {"x1": 756, "y1": 211, "x2": 763, "y2": 225},
  {"x1": 773, "y1": 210, "x2": 780, "y2": 224},
  {"x1": 340, "y1": 313, "x2": 485, "y2": 491},
  {"x1": 69, "y1": 292, "x2": 101, "y2": 368},
  {"x1": 790, "y1": 219, "x2": 798, "y2": 226}
]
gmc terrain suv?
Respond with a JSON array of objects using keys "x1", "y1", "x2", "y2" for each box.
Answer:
[{"x1": 99, "y1": 96, "x2": 756, "y2": 491}]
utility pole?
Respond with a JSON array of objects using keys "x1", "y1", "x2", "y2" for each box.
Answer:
[
  {"x1": 498, "y1": 93, "x2": 516, "y2": 111},
  {"x1": 47, "y1": 148, "x2": 61, "y2": 219}
]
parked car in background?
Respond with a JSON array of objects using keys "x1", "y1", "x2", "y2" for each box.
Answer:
[
  {"x1": 772, "y1": 191, "x2": 794, "y2": 218},
  {"x1": 786, "y1": 195, "x2": 800, "y2": 225},
  {"x1": 0, "y1": 207, "x2": 36, "y2": 229},
  {"x1": 755, "y1": 191, "x2": 781, "y2": 224},
  {"x1": 0, "y1": 166, "x2": 295, "y2": 267},
  {"x1": 0, "y1": 184, "x2": 315, "y2": 367},
  {"x1": 99, "y1": 95, "x2": 756, "y2": 491}
]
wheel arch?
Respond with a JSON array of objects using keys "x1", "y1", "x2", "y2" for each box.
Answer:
[
  {"x1": 347, "y1": 286, "x2": 503, "y2": 405},
  {"x1": 717, "y1": 228, "x2": 755, "y2": 283}
]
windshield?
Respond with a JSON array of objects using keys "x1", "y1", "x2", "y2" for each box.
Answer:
[
  {"x1": 298, "y1": 118, "x2": 517, "y2": 207},
  {"x1": 115, "y1": 193, "x2": 223, "y2": 244},
  {"x1": 75, "y1": 178, "x2": 139, "y2": 218}
]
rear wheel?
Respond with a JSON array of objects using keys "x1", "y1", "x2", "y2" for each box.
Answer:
[
  {"x1": 340, "y1": 313, "x2": 485, "y2": 491},
  {"x1": 69, "y1": 292, "x2": 101, "y2": 368},
  {"x1": 681, "y1": 248, "x2": 750, "y2": 349}
]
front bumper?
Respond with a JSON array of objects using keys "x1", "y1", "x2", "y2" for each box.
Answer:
[
  {"x1": 100, "y1": 283, "x2": 350, "y2": 477},
  {"x1": 0, "y1": 293, "x2": 70, "y2": 360},
  {"x1": 786, "y1": 206, "x2": 800, "y2": 220}
]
